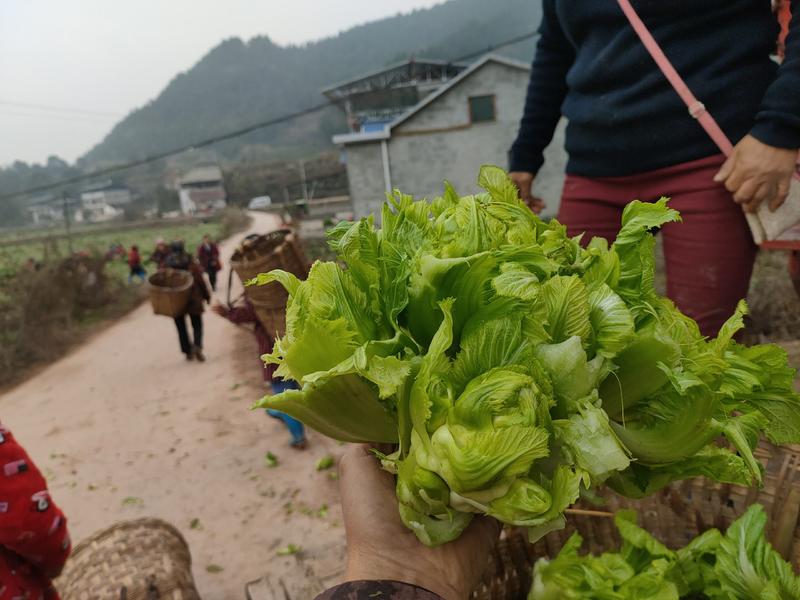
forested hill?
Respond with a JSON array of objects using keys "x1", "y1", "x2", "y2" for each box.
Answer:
[{"x1": 80, "y1": 0, "x2": 541, "y2": 166}]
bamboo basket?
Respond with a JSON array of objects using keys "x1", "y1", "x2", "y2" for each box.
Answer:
[
  {"x1": 147, "y1": 269, "x2": 193, "y2": 318},
  {"x1": 229, "y1": 229, "x2": 309, "y2": 337},
  {"x1": 56, "y1": 518, "x2": 200, "y2": 600},
  {"x1": 471, "y1": 439, "x2": 800, "y2": 600}
]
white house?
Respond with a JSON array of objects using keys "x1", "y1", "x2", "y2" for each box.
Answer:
[
  {"x1": 176, "y1": 165, "x2": 227, "y2": 215},
  {"x1": 79, "y1": 181, "x2": 131, "y2": 223},
  {"x1": 28, "y1": 195, "x2": 64, "y2": 225},
  {"x1": 331, "y1": 55, "x2": 567, "y2": 219}
]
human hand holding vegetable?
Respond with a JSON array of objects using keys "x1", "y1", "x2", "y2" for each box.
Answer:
[
  {"x1": 714, "y1": 134, "x2": 797, "y2": 213},
  {"x1": 339, "y1": 444, "x2": 500, "y2": 600},
  {"x1": 509, "y1": 171, "x2": 546, "y2": 214}
]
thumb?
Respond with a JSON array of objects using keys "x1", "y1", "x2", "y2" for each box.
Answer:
[{"x1": 714, "y1": 155, "x2": 735, "y2": 183}]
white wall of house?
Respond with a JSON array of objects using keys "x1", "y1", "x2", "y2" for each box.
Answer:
[
  {"x1": 79, "y1": 194, "x2": 121, "y2": 223},
  {"x1": 343, "y1": 143, "x2": 387, "y2": 218},
  {"x1": 29, "y1": 205, "x2": 63, "y2": 225},
  {"x1": 179, "y1": 188, "x2": 196, "y2": 215},
  {"x1": 81, "y1": 188, "x2": 131, "y2": 208}
]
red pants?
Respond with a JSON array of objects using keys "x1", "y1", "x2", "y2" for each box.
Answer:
[{"x1": 558, "y1": 155, "x2": 757, "y2": 337}]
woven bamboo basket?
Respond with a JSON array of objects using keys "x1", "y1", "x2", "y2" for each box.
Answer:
[
  {"x1": 147, "y1": 269, "x2": 193, "y2": 318},
  {"x1": 56, "y1": 518, "x2": 200, "y2": 600},
  {"x1": 471, "y1": 439, "x2": 800, "y2": 600},
  {"x1": 229, "y1": 229, "x2": 309, "y2": 337}
]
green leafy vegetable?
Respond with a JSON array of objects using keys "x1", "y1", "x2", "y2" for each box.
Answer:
[
  {"x1": 253, "y1": 166, "x2": 800, "y2": 546},
  {"x1": 529, "y1": 505, "x2": 800, "y2": 600}
]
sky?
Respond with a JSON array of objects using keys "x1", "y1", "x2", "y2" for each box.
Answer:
[{"x1": 0, "y1": 0, "x2": 443, "y2": 168}]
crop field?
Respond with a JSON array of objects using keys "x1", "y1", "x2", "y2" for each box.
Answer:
[{"x1": 0, "y1": 221, "x2": 222, "y2": 282}]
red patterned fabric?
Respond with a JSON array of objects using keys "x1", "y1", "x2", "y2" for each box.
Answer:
[{"x1": 0, "y1": 424, "x2": 71, "y2": 600}]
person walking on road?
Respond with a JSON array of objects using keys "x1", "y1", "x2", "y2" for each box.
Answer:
[
  {"x1": 509, "y1": 0, "x2": 800, "y2": 337},
  {"x1": 212, "y1": 297, "x2": 308, "y2": 449},
  {"x1": 197, "y1": 234, "x2": 221, "y2": 292},
  {"x1": 127, "y1": 244, "x2": 147, "y2": 284},
  {"x1": 167, "y1": 241, "x2": 210, "y2": 362},
  {"x1": 148, "y1": 238, "x2": 169, "y2": 269}
]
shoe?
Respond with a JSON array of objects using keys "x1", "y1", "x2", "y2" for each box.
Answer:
[
  {"x1": 290, "y1": 438, "x2": 308, "y2": 450},
  {"x1": 193, "y1": 346, "x2": 205, "y2": 362},
  {"x1": 185, "y1": 353, "x2": 194, "y2": 361}
]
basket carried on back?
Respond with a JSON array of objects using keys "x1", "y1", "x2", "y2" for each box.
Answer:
[
  {"x1": 147, "y1": 269, "x2": 193, "y2": 318},
  {"x1": 56, "y1": 517, "x2": 200, "y2": 600},
  {"x1": 471, "y1": 439, "x2": 800, "y2": 600},
  {"x1": 229, "y1": 229, "x2": 309, "y2": 337}
]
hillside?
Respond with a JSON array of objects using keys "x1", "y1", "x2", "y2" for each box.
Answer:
[{"x1": 81, "y1": 0, "x2": 541, "y2": 166}]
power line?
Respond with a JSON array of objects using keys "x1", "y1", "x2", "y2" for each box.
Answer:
[
  {"x1": 0, "y1": 101, "x2": 123, "y2": 118},
  {"x1": 453, "y1": 30, "x2": 539, "y2": 62},
  {"x1": 0, "y1": 30, "x2": 539, "y2": 202},
  {"x1": 0, "y1": 101, "x2": 332, "y2": 200}
]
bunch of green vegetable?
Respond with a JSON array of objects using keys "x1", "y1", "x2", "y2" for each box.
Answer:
[
  {"x1": 530, "y1": 504, "x2": 800, "y2": 599},
  {"x1": 252, "y1": 166, "x2": 800, "y2": 546}
]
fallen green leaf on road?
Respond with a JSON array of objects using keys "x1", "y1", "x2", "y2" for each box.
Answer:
[
  {"x1": 316, "y1": 455, "x2": 335, "y2": 471},
  {"x1": 265, "y1": 451, "x2": 278, "y2": 467},
  {"x1": 277, "y1": 543, "x2": 301, "y2": 556},
  {"x1": 206, "y1": 564, "x2": 224, "y2": 573}
]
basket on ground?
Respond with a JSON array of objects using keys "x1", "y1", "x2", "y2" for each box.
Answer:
[
  {"x1": 229, "y1": 229, "x2": 309, "y2": 337},
  {"x1": 471, "y1": 439, "x2": 800, "y2": 600},
  {"x1": 56, "y1": 517, "x2": 200, "y2": 600},
  {"x1": 147, "y1": 269, "x2": 193, "y2": 317}
]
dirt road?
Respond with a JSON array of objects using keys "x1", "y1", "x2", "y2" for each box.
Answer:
[{"x1": 1, "y1": 212, "x2": 346, "y2": 598}]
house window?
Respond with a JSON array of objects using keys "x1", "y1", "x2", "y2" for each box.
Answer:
[{"x1": 469, "y1": 95, "x2": 496, "y2": 123}]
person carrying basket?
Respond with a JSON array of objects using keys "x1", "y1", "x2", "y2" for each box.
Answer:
[{"x1": 166, "y1": 240, "x2": 210, "y2": 362}]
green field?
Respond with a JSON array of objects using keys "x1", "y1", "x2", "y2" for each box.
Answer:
[{"x1": 0, "y1": 222, "x2": 222, "y2": 282}]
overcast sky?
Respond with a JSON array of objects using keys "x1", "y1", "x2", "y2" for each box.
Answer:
[{"x1": 0, "y1": 0, "x2": 443, "y2": 168}]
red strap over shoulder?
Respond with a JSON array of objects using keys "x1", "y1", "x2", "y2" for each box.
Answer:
[{"x1": 616, "y1": 0, "x2": 735, "y2": 156}]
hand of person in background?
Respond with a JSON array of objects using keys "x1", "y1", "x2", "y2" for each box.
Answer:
[
  {"x1": 210, "y1": 302, "x2": 226, "y2": 317},
  {"x1": 509, "y1": 171, "x2": 546, "y2": 214},
  {"x1": 714, "y1": 134, "x2": 798, "y2": 213},
  {"x1": 337, "y1": 444, "x2": 500, "y2": 600}
]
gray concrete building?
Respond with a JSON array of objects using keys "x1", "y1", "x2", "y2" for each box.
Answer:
[{"x1": 332, "y1": 55, "x2": 567, "y2": 220}]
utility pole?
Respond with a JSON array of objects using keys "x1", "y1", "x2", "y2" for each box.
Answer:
[
  {"x1": 298, "y1": 159, "x2": 309, "y2": 204},
  {"x1": 62, "y1": 191, "x2": 73, "y2": 254}
]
